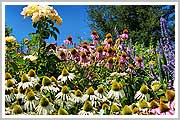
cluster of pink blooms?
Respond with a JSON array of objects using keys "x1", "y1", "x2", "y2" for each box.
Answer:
[{"x1": 54, "y1": 29, "x2": 144, "y2": 71}]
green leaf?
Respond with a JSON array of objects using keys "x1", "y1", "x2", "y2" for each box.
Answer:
[
  {"x1": 50, "y1": 31, "x2": 57, "y2": 40},
  {"x1": 53, "y1": 27, "x2": 60, "y2": 34},
  {"x1": 10, "y1": 62, "x2": 18, "y2": 71}
]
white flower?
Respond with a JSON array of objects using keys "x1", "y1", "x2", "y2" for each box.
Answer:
[
  {"x1": 57, "y1": 68, "x2": 75, "y2": 83},
  {"x1": 55, "y1": 86, "x2": 73, "y2": 101},
  {"x1": 94, "y1": 85, "x2": 107, "y2": 102},
  {"x1": 78, "y1": 110, "x2": 94, "y2": 115},
  {"x1": 18, "y1": 81, "x2": 33, "y2": 90},
  {"x1": 107, "y1": 81, "x2": 125, "y2": 101},
  {"x1": 24, "y1": 99, "x2": 38, "y2": 112},
  {"x1": 5, "y1": 93, "x2": 15, "y2": 103},
  {"x1": 23, "y1": 55, "x2": 38, "y2": 61},
  {"x1": 134, "y1": 84, "x2": 150, "y2": 101},
  {"x1": 40, "y1": 85, "x2": 59, "y2": 93},
  {"x1": 71, "y1": 89, "x2": 83, "y2": 104}
]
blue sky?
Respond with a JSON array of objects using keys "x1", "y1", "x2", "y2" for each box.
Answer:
[{"x1": 5, "y1": 5, "x2": 91, "y2": 46}]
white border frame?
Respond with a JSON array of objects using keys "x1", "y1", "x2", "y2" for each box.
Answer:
[{"x1": 2, "y1": 1, "x2": 179, "y2": 119}]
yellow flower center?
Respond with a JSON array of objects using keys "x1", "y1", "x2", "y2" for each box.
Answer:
[
  {"x1": 61, "y1": 68, "x2": 69, "y2": 76},
  {"x1": 61, "y1": 86, "x2": 69, "y2": 94},
  {"x1": 140, "y1": 84, "x2": 148, "y2": 94},
  {"x1": 75, "y1": 89, "x2": 82, "y2": 97},
  {"x1": 86, "y1": 87, "x2": 94, "y2": 95},
  {"x1": 58, "y1": 108, "x2": 69, "y2": 115},
  {"x1": 40, "y1": 97, "x2": 49, "y2": 107},
  {"x1": 28, "y1": 69, "x2": 36, "y2": 77},
  {"x1": 42, "y1": 76, "x2": 52, "y2": 86},
  {"x1": 21, "y1": 74, "x2": 29, "y2": 83},
  {"x1": 122, "y1": 105, "x2": 132, "y2": 115},
  {"x1": 13, "y1": 105, "x2": 23, "y2": 114},
  {"x1": 83, "y1": 101, "x2": 93, "y2": 111},
  {"x1": 5, "y1": 72, "x2": 12, "y2": 80}
]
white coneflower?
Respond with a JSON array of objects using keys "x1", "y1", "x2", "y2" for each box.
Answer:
[
  {"x1": 57, "y1": 68, "x2": 75, "y2": 83},
  {"x1": 18, "y1": 73, "x2": 33, "y2": 90},
  {"x1": 12, "y1": 105, "x2": 23, "y2": 115},
  {"x1": 136, "y1": 99, "x2": 149, "y2": 114},
  {"x1": 58, "y1": 108, "x2": 69, "y2": 115},
  {"x1": 98, "y1": 103, "x2": 109, "y2": 115},
  {"x1": 121, "y1": 105, "x2": 132, "y2": 115},
  {"x1": 28, "y1": 69, "x2": 39, "y2": 84},
  {"x1": 5, "y1": 72, "x2": 16, "y2": 83},
  {"x1": 94, "y1": 85, "x2": 107, "y2": 102},
  {"x1": 71, "y1": 89, "x2": 83, "y2": 104},
  {"x1": 35, "y1": 96, "x2": 54, "y2": 115},
  {"x1": 107, "y1": 81, "x2": 125, "y2": 101},
  {"x1": 40, "y1": 76, "x2": 59, "y2": 93},
  {"x1": 82, "y1": 86, "x2": 100, "y2": 108},
  {"x1": 134, "y1": 84, "x2": 150, "y2": 101},
  {"x1": 55, "y1": 85, "x2": 73, "y2": 101},
  {"x1": 110, "y1": 103, "x2": 120, "y2": 115},
  {"x1": 5, "y1": 79, "x2": 15, "y2": 103},
  {"x1": 78, "y1": 101, "x2": 94, "y2": 115},
  {"x1": 24, "y1": 90, "x2": 38, "y2": 112}
]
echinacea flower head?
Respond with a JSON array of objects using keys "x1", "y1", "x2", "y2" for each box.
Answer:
[
  {"x1": 57, "y1": 68, "x2": 75, "y2": 83},
  {"x1": 107, "y1": 57, "x2": 113, "y2": 64},
  {"x1": 106, "y1": 33, "x2": 112, "y2": 39},
  {"x1": 5, "y1": 79, "x2": 15, "y2": 88},
  {"x1": 58, "y1": 108, "x2": 69, "y2": 115},
  {"x1": 149, "y1": 100, "x2": 159, "y2": 109},
  {"x1": 61, "y1": 85, "x2": 69, "y2": 94},
  {"x1": 13, "y1": 105, "x2": 23, "y2": 115},
  {"x1": 112, "y1": 81, "x2": 123, "y2": 91},
  {"x1": 138, "y1": 99, "x2": 149, "y2": 109},
  {"x1": 67, "y1": 36, "x2": 72, "y2": 41},
  {"x1": 71, "y1": 48, "x2": 77, "y2": 55},
  {"x1": 42, "y1": 76, "x2": 51, "y2": 86},
  {"x1": 107, "y1": 38, "x2": 113, "y2": 44},
  {"x1": 123, "y1": 28, "x2": 128, "y2": 34},
  {"x1": 96, "y1": 46, "x2": 103, "y2": 53},
  {"x1": 83, "y1": 101, "x2": 93, "y2": 112},
  {"x1": 91, "y1": 30, "x2": 97, "y2": 35},
  {"x1": 132, "y1": 107, "x2": 139, "y2": 114},
  {"x1": 86, "y1": 86, "x2": 95, "y2": 95},
  {"x1": 122, "y1": 105, "x2": 132, "y2": 115},
  {"x1": 21, "y1": 74, "x2": 29, "y2": 83},
  {"x1": 5, "y1": 72, "x2": 12, "y2": 80},
  {"x1": 140, "y1": 84, "x2": 149, "y2": 94},
  {"x1": 39, "y1": 97, "x2": 49, "y2": 107},
  {"x1": 136, "y1": 56, "x2": 143, "y2": 62},
  {"x1": 165, "y1": 90, "x2": 175, "y2": 101},
  {"x1": 121, "y1": 51, "x2": 127, "y2": 57},
  {"x1": 28, "y1": 69, "x2": 36, "y2": 77},
  {"x1": 26, "y1": 90, "x2": 35, "y2": 101},
  {"x1": 159, "y1": 102, "x2": 170, "y2": 113},
  {"x1": 18, "y1": 74, "x2": 33, "y2": 90},
  {"x1": 102, "y1": 103, "x2": 109, "y2": 109},
  {"x1": 110, "y1": 103, "x2": 120, "y2": 114},
  {"x1": 160, "y1": 96, "x2": 168, "y2": 103},
  {"x1": 5, "y1": 36, "x2": 16, "y2": 43},
  {"x1": 80, "y1": 51, "x2": 87, "y2": 58},
  {"x1": 75, "y1": 89, "x2": 82, "y2": 97}
]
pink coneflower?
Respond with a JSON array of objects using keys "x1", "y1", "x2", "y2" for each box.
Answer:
[
  {"x1": 119, "y1": 61, "x2": 126, "y2": 71},
  {"x1": 126, "y1": 64, "x2": 136, "y2": 74},
  {"x1": 91, "y1": 30, "x2": 99, "y2": 44},
  {"x1": 80, "y1": 43, "x2": 89, "y2": 52},
  {"x1": 102, "y1": 47, "x2": 108, "y2": 56},
  {"x1": 106, "y1": 57, "x2": 114, "y2": 69},
  {"x1": 58, "y1": 50, "x2": 66, "y2": 60},
  {"x1": 105, "y1": 38, "x2": 113, "y2": 48},
  {"x1": 155, "y1": 102, "x2": 175, "y2": 115},
  {"x1": 120, "y1": 51, "x2": 127, "y2": 63},
  {"x1": 63, "y1": 36, "x2": 73, "y2": 45},
  {"x1": 80, "y1": 52, "x2": 88, "y2": 64},
  {"x1": 96, "y1": 46, "x2": 104, "y2": 61},
  {"x1": 135, "y1": 56, "x2": 145, "y2": 70},
  {"x1": 70, "y1": 48, "x2": 78, "y2": 60},
  {"x1": 107, "y1": 47, "x2": 114, "y2": 57},
  {"x1": 121, "y1": 33, "x2": 128, "y2": 40},
  {"x1": 88, "y1": 42, "x2": 96, "y2": 54}
]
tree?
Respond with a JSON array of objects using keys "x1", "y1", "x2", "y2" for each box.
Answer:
[{"x1": 87, "y1": 5, "x2": 164, "y2": 47}]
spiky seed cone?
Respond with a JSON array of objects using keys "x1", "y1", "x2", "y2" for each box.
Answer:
[
  {"x1": 110, "y1": 104, "x2": 120, "y2": 113},
  {"x1": 106, "y1": 33, "x2": 112, "y2": 38},
  {"x1": 122, "y1": 105, "x2": 132, "y2": 115},
  {"x1": 91, "y1": 30, "x2": 97, "y2": 35},
  {"x1": 40, "y1": 97, "x2": 49, "y2": 107},
  {"x1": 42, "y1": 76, "x2": 51, "y2": 86},
  {"x1": 71, "y1": 48, "x2": 77, "y2": 55},
  {"x1": 139, "y1": 99, "x2": 149, "y2": 108},
  {"x1": 83, "y1": 101, "x2": 93, "y2": 111},
  {"x1": 5, "y1": 72, "x2": 12, "y2": 80},
  {"x1": 59, "y1": 51, "x2": 65, "y2": 56},
  {"x1": 112, "y1": 81, "x2": 121, "y2": 91},
  {"x1": 165, "y1": 90, "x2": 175, "y2": 101},
  {"x1": 58, "y1": 108, "x2": 69, "y2": 115},
  {"x1": 132, "y1": 107, "x2": 139, "y2": 114},
  {"x1": 107, "y1": 47, "x2": 113, "y2": 53},
  {"x1": 160, "y1": 102, "x2": 170, "y2": 113},
  {"x1": 28, "y1": 69, "x2": 36, "y2": 77},
  {"x1": 61, "y1": 68, "x2": 69, "y2": 76},
  {"x1": 21, "y1": 74, "x2": 29, "y2": 83},
  {"x1": 121, "y1": 51, "x2": 127, "y2": 57},
  {"x1": 123, "y1": 29, "x2": 128, "y2": 34},
  {"x1": 26, "y1": 91, "x2": 35, "y2": 101},
  {"x1": 128, "y1": 64, "x2": 134, "y2": 69},
  {"x1": 25, "y1": 88, "x2": 32, "y2": 95},
  {"x1": 80, "y1": 52, "x2": 86, "y2": 58},
  {"x1": 19, "y1": 87, "x2": 26, "y2": 94},
  {"x1": 75, "y1": 89, "x2": 82, "y2": 97},
  {"x1": 97, "y1": 46, "x2": 103, "y2": 53},
  {"x1": 150, "y1": 100, "x2": 159, "y2": 109},
  {"x1": 131, "y1": 103, "x2": 138, "y2": 109},
  {"x1": 160, "y1": 96, "x2": 168, "y2": 103},
  {"x1": 107, "y1": 38, "x2": 113, "y2": 44},
  {"x1": 13, "y1": 105, "x2": 23, "y2": 114},
  {"x1": 140, "y1": 84, "x2": 148, "y2": 94},
  {"x1": 13, "y1": 88, "x2": 18, "y2": 94},
  {"x1": 61, "y1": 86, "x2": 69, "y2": 94},
  {"x1": 5, "y1": 79, "x2": 14, "y2": 87},
  {"x1": 107, "y1": 57, "x2": 113, "y2": 63},
  {"x1": 50, "y1": 76, "x2": 57, "y2": 83},
  {"x1": 67, "y1": 36, "x2": 72, "y2": 41},
  {"x1": 102, "y1": 103, "x2": 108, "y2": 109},
  {"x1": 97, "y1": 85, "x2": 104, "y2": 93},
  {"x1": 151, "y1": 84, "x2": 161, "y2": 92},
  {"x1": 136, "y1": 56, "x2": 143, "y2": 62},
  {"x1": 86, "y1": 87, "x2": 94, "y2": 95}
]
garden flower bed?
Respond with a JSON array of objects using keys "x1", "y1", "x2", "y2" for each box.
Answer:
[{"x1": 4, "y1": 5, "x2": 175, "y2": 116}]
